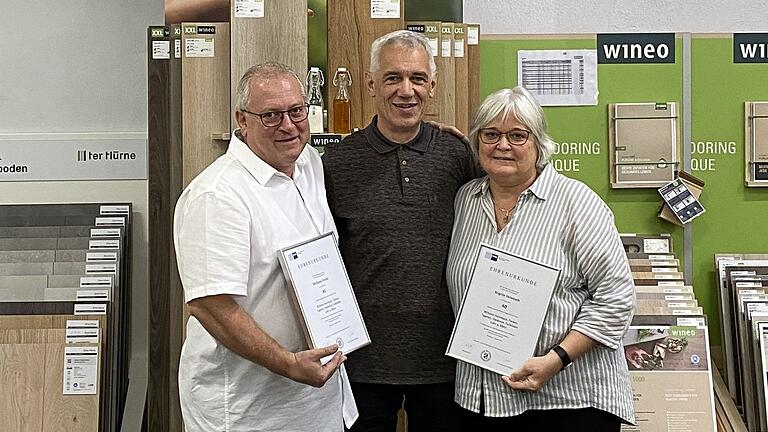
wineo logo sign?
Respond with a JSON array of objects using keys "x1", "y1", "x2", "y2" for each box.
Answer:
[
  {"x1": 597, "y1": 33, "x2": 675, "y2": 64},
  {"x1": 733, "y1": 33, "x2": 768, "y2": 63}
]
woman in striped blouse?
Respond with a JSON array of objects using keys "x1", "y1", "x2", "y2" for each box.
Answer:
[{"x1": 446, "y1": 86, "x2": 635, "y2": 430}]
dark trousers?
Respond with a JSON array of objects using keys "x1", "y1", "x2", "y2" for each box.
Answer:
[
  {"x1": 347, "y1": 382, "x2": 463, "y2": 432},
  {"x1": 460, "y1": 406, "x2": 622, "y2": 431}
]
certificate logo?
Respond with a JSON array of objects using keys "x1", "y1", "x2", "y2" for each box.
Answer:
[
  {"x1": 690, "y1": 354, "x2": 700, "y2": 365},
  {"x1": 289, "y1": 252, "x2": 299, "y2": 260},
  {"x1": 484, "y1": 252, "x2": 498, "y2": 262},
  {"x1": 480, "y1": 350, "x2": 492, "y2": 362},
  {"x1": 336, "y1": 337, "x2": 344, "y2": 349}
]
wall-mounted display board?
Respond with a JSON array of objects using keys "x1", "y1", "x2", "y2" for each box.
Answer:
[
  {"x1": 478, "y1": 33, "x2": 684, "y2": 258},
  {"x1": 453, "y1": 23, "x2": 469, "y2": 134},
  {"x1": 230, "y1": 0, "x2": 307, "y2": 130},
  {"x1": 327, "y1": 0, "x2": 404, "y2": 131},
  {"x1": 466, "y1": 24, "x2": 481, "y2": 121},
  {"x1": 745, "y1": 101, "x2": 768, "y2": 186},
  {"x1": 689, "y1": 33, "x2": 768, "y2": 351},
  {"x1": 609, "y1": 102, "x2": 679, "y2": 188},
  {"x1": 406, "y1": 21, "x2": 441, "y2": 123}
]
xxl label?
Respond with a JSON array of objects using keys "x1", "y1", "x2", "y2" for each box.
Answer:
[
  {"x1": 597, "y1": 33, "x2": 675, "y2": 64},
  {"x1": 733, "y1": 33, "x2": 768, "y2": 63}
]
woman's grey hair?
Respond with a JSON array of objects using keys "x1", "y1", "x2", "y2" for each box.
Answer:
[
  {"x1": 370, "y1": 30, "x2": 436, "y2": 77},
  {"x1": 235, "y1": 62, "x2": 305, "y2": 112},
  {"x1": 468, "y1": 86, "x2": 556, "y2": 169}
]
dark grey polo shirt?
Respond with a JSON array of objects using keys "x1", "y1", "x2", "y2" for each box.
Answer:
[{"x1": 322, "y1": 117, "x2": 479, "y2": 384}]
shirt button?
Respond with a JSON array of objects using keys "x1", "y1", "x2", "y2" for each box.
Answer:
[
  {"x1": 401, "y1": 160, "x2": 407, "y2": 165},
  {"x1": 404, "y1": 177, "x2": 410, "y2": 182}
]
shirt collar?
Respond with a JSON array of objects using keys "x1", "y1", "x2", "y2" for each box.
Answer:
[
  {"x1": 363, "y1": 116, "x2": 431, "y2": 154},
  {"x1": 228, "y1": 129, "x2": 307, "y2": 185},
  {"x1": 473, "y1": 163, "x2": 557, "y2": 201}
]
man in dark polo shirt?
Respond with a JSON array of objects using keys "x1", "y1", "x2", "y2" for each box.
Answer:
[{"x1": 322, "y1": 30, "x2": 478, "y2": 432}]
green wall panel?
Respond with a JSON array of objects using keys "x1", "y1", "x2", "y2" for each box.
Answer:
[
  {"x1": 479, "y1": 36, "x2": 684, "y2": 259},
  {"x1": 690, "y1": 35, "x2": 768, "y2": 346}
]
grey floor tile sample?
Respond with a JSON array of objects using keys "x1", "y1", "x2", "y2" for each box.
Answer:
[
  {"x1": 0, "y1": 237, "x2": 58, "y2": 250},
  {"x1": 47, "y1": 275, "x2": 83, "y2": 288},
  {"x1": 0, "y1": 285, "x2": 46, "y2": 301},
  {"x1": 0, "y1": 262, "x2": 54, "y2": 276},
  {"x1": 53, "y1": 262, "x2": 86, "y2": 275},
  {"x1": 0, "y1": 226, "x2": 61, "y2": 238},
  {"x1": 0, "y1": 250, "x2": 56, "y2": 263},
  {"x1": 44, "y1": 288, "x2": 78, "y2": 301},
  {"x1": 0, "y1": 275, "x2": 48, "y2": 289},
  {"x1": 60, "y1": 226, "x2": 94, "y2": 237},
  {"x1": 57, "y1": 237, "x2": 90, "y2": 249},
  {"x1": 55, "y1": 249, "x2": 88, "y2": 262}
]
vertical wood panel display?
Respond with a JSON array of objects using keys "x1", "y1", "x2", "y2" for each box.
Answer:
[
  {"x1": 0, "y1": 344, "x2": 45, "y2": 432},
  {"x1": 453, "y1": 23, "x2": 469, "y2": 134},
  {"x1": 406, "y1": 21, "x2": 441, "y2": 122},
  {"x1": 328, "y1": 0, "x2": 404, "y2": 130},
  {"x1": 146, "y1": 25, "x2": 175, "y2": 432},
  {"x1": 466, "y1": 24, "x2": 481, "y2": 125},
  {"x1": 437, "y1": 22, "x2": 455, "y2": 125},
  {"x1": 180, "y1": 23, "x2": 230, "y2": 186},
  {"x1": 230, "y1": 0, "x2": 307, "y2": 129},
  {"x1": 42, "y1": 342, "x2": 101, "y2": 432}
]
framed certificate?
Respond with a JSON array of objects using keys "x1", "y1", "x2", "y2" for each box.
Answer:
[
  {"x1": 278, "y1": 232, "x2": 371, "y2": 354},
  {"x1": 446, "y1": 243, "x2": 560, "y2": 375}
]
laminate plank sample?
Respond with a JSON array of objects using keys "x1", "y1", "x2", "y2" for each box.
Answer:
[
  {"x1": 328, "y1": 0, "x2": 404, "y2": 130},
  {"x1": 57, "y1": 238, "x2": 90, "y2": 250},
  {"x1": 0, "y1": 227, "x2": 60, "y2": 238},
  {"x1": 466, "y1": 24, "x2": 481, "y2": 121},
  {"x1": 53, "y1": 262, "x2": 86, "y2": 276},
  {"x1": 0, "y1": 343, "x2": 45, "y2": 432},
  {"x1": 230, "y1": 0, "x2": 307, "y2": 129},
  {"x1": 0, "y1": 276, "x2": 48, "y2": 290},
  {"x1": 0, "y1": 262, "x2": 54, "y2": 276},
  {"x1": 453, "y1": 23, "x2": 469, "y2": 134},
  {"x1": 0, "y1": 238, "x2": 57, "y2": 251},
  {"x1": 41, "y1": 342, "x2": 100, "y2": 432},
  {"x1": 54, "y1": 250, "x2": 88, "y2": 263},
  {"x1": 436, "y1": 22, "x2": 455, "y2": 125}
]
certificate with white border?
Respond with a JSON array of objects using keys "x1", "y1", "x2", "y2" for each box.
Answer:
[
  {"x1": 278, "y1": 232, "x2": 370, "y2": 354},
  {"x1": 446, "y1": 243, "x2": 560, "y2": 375}
]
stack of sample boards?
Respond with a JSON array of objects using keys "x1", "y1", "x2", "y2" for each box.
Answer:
[
  {"x1": 619, "y1": 234, "x2": 717, "y2": 432},
  {"x1": 0, "y1": 203, "x2": 132, "y2": 432},
  {"x1": 714, "y1": 253, "x2": 768, "y2": 431}
]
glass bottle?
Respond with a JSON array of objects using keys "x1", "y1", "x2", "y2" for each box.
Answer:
[
  {"x1": 306, "y1": 67, "x2": 324, "y2": 133},
  {"x1": 332, "y1": 67, "x2": 352, "y2": 134}
]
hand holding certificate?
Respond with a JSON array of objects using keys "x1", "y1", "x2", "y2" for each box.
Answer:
[
  {"x1": 446, "y1": 244, "x2": 560, "y2": 375},
  {"x1": 278, "y1": 232, "x2": 371, "y2": 355}
]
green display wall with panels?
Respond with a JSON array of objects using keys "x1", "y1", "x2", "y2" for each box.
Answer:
[{"x1": 478, "y1": 33, "x2": 768, "y2": 348}]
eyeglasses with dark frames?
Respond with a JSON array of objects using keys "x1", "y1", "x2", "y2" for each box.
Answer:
[
  {"x1": 479, "y1": 128, "x2": 531, "y2": 146},
  {"x1": 241, "y1": 104, "x2": 310, "y2": 127}
]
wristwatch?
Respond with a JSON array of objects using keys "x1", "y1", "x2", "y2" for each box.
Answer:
[{"x1": 551, "y1": 345, "x2": 573, "y2": 370}]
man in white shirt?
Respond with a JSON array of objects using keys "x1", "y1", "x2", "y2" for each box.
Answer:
[{"x1": 174, "y1": 62, "x2": 346, "y2": 431}]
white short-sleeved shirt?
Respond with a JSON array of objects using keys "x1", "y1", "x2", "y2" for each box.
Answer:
[{"x1": 174, "y1": 132, "x2": 343, "y2": 432}]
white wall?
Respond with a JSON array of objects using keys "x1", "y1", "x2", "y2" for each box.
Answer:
[
  {"x1": 464, "y1": 0, "x2": 766, "y2": 34},
  {"x1": 1, "y1": 2, "x2": 162, "y2": 425}
]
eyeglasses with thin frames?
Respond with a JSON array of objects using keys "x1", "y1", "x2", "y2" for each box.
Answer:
[
  {"x1": 479, "y1": 128, "x2": 531, "y2": 146},
  {"x1": 241, "y1": 104, "x2": 310, "y2": 127}
]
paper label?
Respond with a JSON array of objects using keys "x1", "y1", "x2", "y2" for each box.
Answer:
[
  {"x1": 95, "y1": 216, "x2": 125, "y2": 226},
  {"x1": 676, "y1": 317, "x2": 706, "y2": 327},
  {"x1": 648, "y1": 254, "x2": 675, "y2": 260},
  {"x1": 652, "y1": 267, "x2": 677, "y2": 272},
  {"x1": 658, "y1": 281, "x2": 685, "y2": 287},
  {"x1": 100, "y1": 205, "x2": 129, "y2": 215},
  {"x1": 74, "y1": 304, "x2": 107, "y2": 315},
  {"x1": 63, "y1": 346, "x2": 98, "y2": 395},
  {"x1": 152, "y1": 41, "x2": 170, "y2": 60},
  {"x1": 185, "y1": 38, "x2": 214, "y2": 58},
  {"x1": 174, "y1": 39, "x2": 181, "y2": 58},
  {"x1": 736, "y1": 282, "x2": 763, "y2": 288},
  {"x1": 66, "y1": 320, "x2": 100, "y2": 344},
  {"x1": 467, "y1": 26, "x2": 479, "y2": 45},
  {"x1": 441, "y1": 38, "x2": 452, "y2": 58},
  {"x1": 85, "y1": 263, "x2": 117, "y2": 275},
  {"x1": 370, "y1": 0, "x2": 400, "y2": 19},
  {"x1": 86, "y1": 252, "x2": 118, "y2": 262},
  {"x1": 643, "y1": 238, "x2": 670, "y2": 253},
  {"x1": 428, "y1": 38, "x2": 438, "y2": 57},
  {"x1": 233, "y1": 0, "x2": 264, "y2": 18},
  {"x1": 89, "y1": 239, "x2": 120, "y2": 250},
  {"x1": 90, "y1": 228, "x2": 121, "y2": 238},
  {"x1": 80, "y1": 276, "x2": 113, "y2": 289},
  {"x1": 77, "y1": 289, "x2": 110, "y2": 302},
  {"x1": 454, "y1": 40, "x2": 465, "y2": 58}
]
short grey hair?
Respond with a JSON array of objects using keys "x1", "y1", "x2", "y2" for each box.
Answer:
[
  {"x1": 235, "y1": 62, "x2": 304, "y2": 112},
  {"x1": 370, "y1": 30, "x2": 436, "y2": 77},
  {"x1": 468, "y1": 87, "x2": 556, "y2": 169}
]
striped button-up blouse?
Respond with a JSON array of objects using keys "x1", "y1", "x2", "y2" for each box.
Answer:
[{"x1": 446, "y1": 164, "x2": 635, "y2": 423}]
